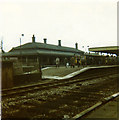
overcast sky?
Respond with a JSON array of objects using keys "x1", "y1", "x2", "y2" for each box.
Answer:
[{"x1": 0, "y1": 0, "x2": 118, "y2": 52}]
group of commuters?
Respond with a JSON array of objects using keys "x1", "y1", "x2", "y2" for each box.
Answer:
[
  {"x1": 55, "y1": 55, "x2": 87, "y2": 68},
  {"x1": 55, "y1": 55, "x2": 119, "y2": 68}
]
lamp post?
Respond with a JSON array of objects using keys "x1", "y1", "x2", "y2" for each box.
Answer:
[
  {"x1": 82, "y1": 46, "x2": 89, "y2": 53},
  {"x1": 20, "y1": 34, "x2": 24, "y2": 62},
  {"x1": 82, "y1": 46, "x2": 85, "y2": 52},
  {"x1": 1, "y1": 40, "x2": 3, "y2": 52},
  {"x1": 87, "y1": 46, "x2": 89, "y2": 53},
  {"x1": 0, "y1": 36, "x2": 3, "y2": 53}
]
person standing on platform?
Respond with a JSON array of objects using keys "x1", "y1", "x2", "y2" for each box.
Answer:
[
  {"x1": 77, "y1": 56, "x2": 80, "y2": 67},
  {"x1": 70, "y1": 56, "x2": 75, "y2": 68},
  {"x1": 56, "y1": 57, "x2": 60, "y2": 68},
  {"x1": 38, "y1": 58, "x2": 42, "y2": 80},
  {"x1": 64, "y1": 57, "x2": 68, "y2": 68},
  {"x1": 81, "y1": 56, "x2": 85, "y2": 67},
  {"x1": 74, "y1": 56, "x2": 77, "y2": 66}
]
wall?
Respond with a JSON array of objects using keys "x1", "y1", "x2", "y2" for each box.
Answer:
[
  {"x1": 2, "y1": 60, "x2": 42, "y2": 89},
  {"x1": 2, "y1": 61, "x2": 14, "y2": 89},
  {"x1": 14, "y1": 73, "x2": 42, "y2": 86}
]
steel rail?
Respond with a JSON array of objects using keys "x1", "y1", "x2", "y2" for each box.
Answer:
[{"x1": 2, "y1": 71, "x2": 117, "y2": 98}]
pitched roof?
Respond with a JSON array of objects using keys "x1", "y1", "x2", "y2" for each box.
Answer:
[
  {"x1": 3, "y1": 42, "x2": 84, "y2": 57},
  {"x1": 10, "y1": 42, "x2": 83, "y2": 52}
]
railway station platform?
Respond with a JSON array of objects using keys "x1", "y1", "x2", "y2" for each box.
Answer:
[
  {"x1": 42, "y1": 65, "x2": 118, "y2": 80},
  {"x1": 42, "y1": 66, "x2": 84, "y2": 79},
  {"x1": 6, "y1": 65, "x2": 118, "y2": 88},
  {"x1": 85, "y1": 95, "x2": 119, "y2": 119}
]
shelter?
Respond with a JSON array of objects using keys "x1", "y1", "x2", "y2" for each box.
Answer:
[{"x1": 89, "y1": 46, "x2": 119, "y2": 56}]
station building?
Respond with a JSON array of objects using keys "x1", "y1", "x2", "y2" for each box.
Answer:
[{"x1": 2, "y1": 35, "x2": 84, "y2": 67}]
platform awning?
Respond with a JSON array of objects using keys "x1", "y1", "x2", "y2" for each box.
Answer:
[{"x1": 89, "y1": 46, "x2": 119, "y2": 55}]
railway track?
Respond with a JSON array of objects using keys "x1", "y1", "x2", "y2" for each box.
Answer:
[
  {"x1": 2, "y1": 66, "x2": 118, "y2": 119},
  {"x1": 2, "y1": 73, "x2": 118, "y2": 119},
  {"x1": 2, "y1": 70, "x2": 117, "y2": 98},
  {"x1": 33, "y1": 74, "x2": 118, "y2": 119}
]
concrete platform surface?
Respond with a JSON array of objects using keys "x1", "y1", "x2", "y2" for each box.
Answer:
[
  {"x1": 42, "y1": 66, "x2": 83, "y2": 79},
  {"x1": 42, "y1": 65, "x2": 118, "y2": 79}
]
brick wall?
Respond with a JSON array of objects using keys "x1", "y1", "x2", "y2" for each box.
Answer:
[{"x1": 2, "y1": 61, "x2": 14, "y2": 89}]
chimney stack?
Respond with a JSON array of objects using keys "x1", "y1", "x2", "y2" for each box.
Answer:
[
  {"x1": 32, "y1": 35, "x2": 35, "y2": 43},
  {"x1": 75, "y1": 43, "x2": 78, "y2": 49},
  {"x1": 58, "y1": 40, "x2": 61, "y2": 46},
  {"x1": 43, "y1": 38, "x2": 47, "y2": 44}
]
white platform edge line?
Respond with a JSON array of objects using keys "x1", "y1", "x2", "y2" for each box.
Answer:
[{"x1": 42, "y1": 65, "x2": 119, "y2": 80}]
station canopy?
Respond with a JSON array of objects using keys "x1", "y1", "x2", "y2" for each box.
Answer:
[{"x1": 89, "y1": 46, "x2": 119, "y2": 55}]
